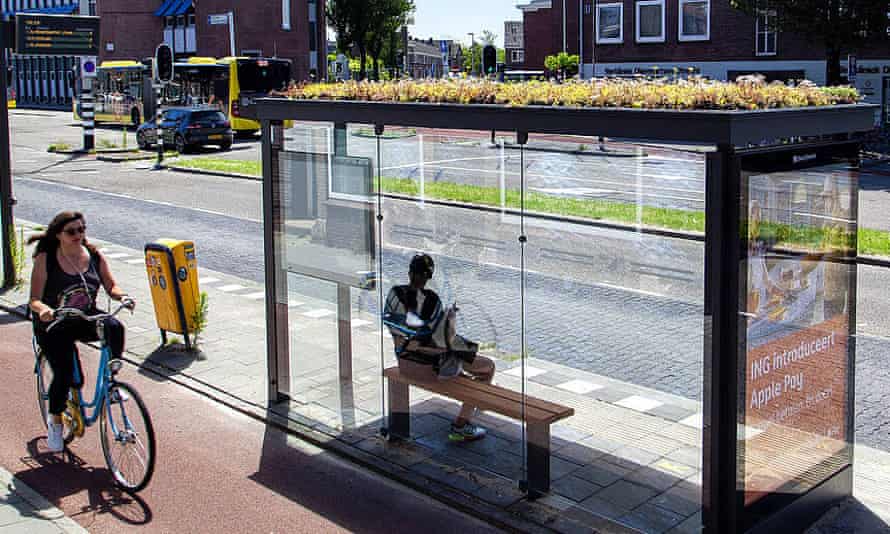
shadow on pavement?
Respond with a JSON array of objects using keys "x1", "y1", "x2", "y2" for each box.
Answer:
[
  {"x1": 807, "y1": 497, "x2": 890, "y2": 533},
  {"x1": 247, "y1": 417, "x2": 502, "y2": 534},
  {"x1": 136, "y1": 344, "x2": 202, "y2": 382},
  {"x1": 16, "y1": 438, "x2": 153, "y2": 526}
]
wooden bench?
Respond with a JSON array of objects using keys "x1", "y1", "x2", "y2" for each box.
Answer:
[{"x1": 383, "y1": 366, "x2": 574, "y2": 496}]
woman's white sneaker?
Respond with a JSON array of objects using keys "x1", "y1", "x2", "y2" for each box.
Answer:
[{"x1": 46, "y1": 419, "x2": 64, "y2": 452}]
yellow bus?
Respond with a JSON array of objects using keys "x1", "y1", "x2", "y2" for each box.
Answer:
[
  {"x1": 73, "y1": 60, "x2": 150, "y2": 126},
  {"x1": 171, "y1": 56, "x2": 292, "y2": 135}
]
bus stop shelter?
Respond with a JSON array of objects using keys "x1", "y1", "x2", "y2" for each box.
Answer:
[{"x1": 245, "y1": 95, "x2": 877, "y2": 533}]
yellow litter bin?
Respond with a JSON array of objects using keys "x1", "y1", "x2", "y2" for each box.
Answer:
[{"x1": 144, "y1": 239, "x2": 199, "y2": 350}]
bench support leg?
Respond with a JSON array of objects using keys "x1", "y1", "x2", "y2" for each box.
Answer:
[
  {"x1": 387, "y1": 379, "x2": 410, "y2": 440},
  {"x1": 526, "y1": 423, "x2": 551, "y2": 498}
]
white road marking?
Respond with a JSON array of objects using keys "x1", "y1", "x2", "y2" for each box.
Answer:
[
  {"x1": 200, "y1": 277, "x2": 221, "y2": 285},
  {"x1": 125, "y1": 258, "x2": 144, "y2": 265},
  {"x1": 105, "y1": 253, "x2": 129, "y2": 259},
  {"x1": 17, "y1": 177, "x2": 263, "y2": 224},
  {"x1": 288, "y1": 300, "x2": 304, "y2": 307},
  {"x1": 352, "y1": 319, "x2": 373, "y2": 328},
  {"x1": 243, "y1": 292, "x2": 266, "y2": 300}
]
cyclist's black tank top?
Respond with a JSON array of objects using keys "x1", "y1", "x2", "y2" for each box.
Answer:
[{"x1": 42, "y1": 247, "x2": 101, "y2": 312}]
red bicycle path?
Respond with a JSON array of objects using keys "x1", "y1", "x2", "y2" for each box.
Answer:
[{"x1": 0, "y1": 317, "x2": 504, "y2": 534}]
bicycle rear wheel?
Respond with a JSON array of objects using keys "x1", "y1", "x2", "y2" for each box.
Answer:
[
  {"x1": 35, "y1": 352, "x2": 75, "y2": 444},
  {"x1": 99, "y1": 381, "x2": 156, "y2": 492}
]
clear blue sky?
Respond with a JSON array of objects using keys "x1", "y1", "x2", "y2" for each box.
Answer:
[{"x1": 408, "y1": 0, "x2": 523, "y2": 46}]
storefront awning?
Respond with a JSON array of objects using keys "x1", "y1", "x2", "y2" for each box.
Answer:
[
  {"x1": 154, "y1": 0, "x2": 192, "y2": 17},
  {"x1": 3, "y1": 3, "x2": 79, "y2": 18}
]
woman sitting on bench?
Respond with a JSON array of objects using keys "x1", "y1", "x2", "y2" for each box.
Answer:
[{"x1": 383, "y1": 254, "x2": 495, "y2": 442}]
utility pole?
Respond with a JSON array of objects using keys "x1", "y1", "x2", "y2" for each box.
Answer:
[{"x1": 562, "y1": 0, "x2": 567, "y2": 53}]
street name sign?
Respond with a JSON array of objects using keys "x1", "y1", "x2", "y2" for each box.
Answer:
[
  {"x1": 15, "y1": 14, "x2": 100, "y2": 56},
  {"x1": 208, "y1": 14, "x2": 228, "y2": 25}
]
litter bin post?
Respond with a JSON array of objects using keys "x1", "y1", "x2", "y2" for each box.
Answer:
[{"x1": 144, "y1": 239, "x2": 200, "y2": 351}]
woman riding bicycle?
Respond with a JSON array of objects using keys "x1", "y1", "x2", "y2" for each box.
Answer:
[{"x1": 28, "y1": 211, "x2": 135, "y2": 452}]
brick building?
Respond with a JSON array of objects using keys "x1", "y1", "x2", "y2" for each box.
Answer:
[
  {"x1": 517, "y1": 0, "x2": 890, "y2": 124},
  {"x1": 98, "y1": 0, "x2": 326, "y2": 81},
  {"x1": 504, "y1": 20, "x2": 524, "y2": 69}
]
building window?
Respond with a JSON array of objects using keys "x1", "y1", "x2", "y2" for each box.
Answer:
[
  {"x1": 88, "y1": 0, "x2": 96, "y2": 15},
  {"x1": 584, "y1": 2, "x2": 592, "y2": 15},
  {"x1": 596, "y1": 3, "x2": 623, "y2": 44},
  {"x1": 679, "y1": 0, "x2": 709, "y2": 41},
  {"x1": 309, "y1": 21, "x2": 318, "y2": 51},
  {"x1": 756, "y1": 10, "x2": 777, "y2": 56},
  {"x1": 511, "y1": 49, "x2": 525, "y2": 63},
  {"x1": 636, "y1": 0, "x2": 665, "y2": 43},
  {"x1": 282, "y1": 0, "x2": 291, "y2": 30}
]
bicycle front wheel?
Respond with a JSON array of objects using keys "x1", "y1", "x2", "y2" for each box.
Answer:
[{"x1": 99, "y1": 381, "x2": 156, "y2": 492}]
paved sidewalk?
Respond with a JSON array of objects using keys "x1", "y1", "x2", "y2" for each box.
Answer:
[
  {"x1": 0, "y1": 466, "x2": 88, "y2": 534},
  {"x1": 2, "y1": 219, "x2": 889, "y2": 534}
]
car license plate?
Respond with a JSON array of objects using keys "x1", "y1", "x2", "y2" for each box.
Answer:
[{"x1": 209, "y1": 134, "x2": 223, "y2": 140}]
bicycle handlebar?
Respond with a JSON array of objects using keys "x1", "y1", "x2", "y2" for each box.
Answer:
[{"x1": 46, "y1": 301, "x2": 133, "y2": 332}]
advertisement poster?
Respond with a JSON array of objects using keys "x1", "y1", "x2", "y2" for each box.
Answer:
[{"x1": 741, "y1": 164, "x2": 855, "y2": 505}]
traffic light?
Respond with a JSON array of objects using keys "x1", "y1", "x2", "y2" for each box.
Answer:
[
  {"x1": 482, "y1": 45, "x2": 497, "y2": 76},
  {"x1": 154, "y1": 44, "x2": 173, "y2": 83}
]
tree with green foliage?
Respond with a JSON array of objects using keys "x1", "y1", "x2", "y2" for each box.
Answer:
[
  {"x1": 544, "y1": 52, "x2": 580, "y2": 80},
  {"x1": 327, "y1": 0, "x2": 414, "y2": 80},
  {"x1": 367, "y1": 0, "x2": 414, "y2": 81},
  {"x1": 730, "y1": 0, "x2": 890, "y2": 85}
]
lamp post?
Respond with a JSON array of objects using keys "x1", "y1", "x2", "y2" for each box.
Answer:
[{"x1": 467, "y1": 32, "x2": 475, "y2": 76}]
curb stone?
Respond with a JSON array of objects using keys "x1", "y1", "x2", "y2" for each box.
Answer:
[{"x1": 0, "y1": 466, "x2": 89, "y2": 533}]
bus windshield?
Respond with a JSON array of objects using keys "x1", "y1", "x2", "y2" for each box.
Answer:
[{"x1": 236, "y1": 59, "x2": 291, "y2": 94}]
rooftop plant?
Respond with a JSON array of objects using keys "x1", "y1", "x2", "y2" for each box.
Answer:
[{"x1": 286, "y1": 77, "x2": 860, "y2": 111}]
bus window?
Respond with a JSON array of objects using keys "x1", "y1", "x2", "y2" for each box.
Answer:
[{"x1": 236, "y1": 59, "x2": 291, "y2": 93}]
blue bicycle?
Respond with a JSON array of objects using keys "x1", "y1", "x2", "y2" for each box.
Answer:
[{"x1": 34, "y1": 303, "x2": 156, "y2": 492}]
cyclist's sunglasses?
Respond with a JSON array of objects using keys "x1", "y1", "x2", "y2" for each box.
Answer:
[{"x1": 63, "y1": 225, "x2": 86, "y2": 236}]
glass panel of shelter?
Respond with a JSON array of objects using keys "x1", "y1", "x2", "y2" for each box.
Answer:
[
  {"x1": 518, "y1": 133, "x2": 705, "y2": 527},
  {"x1": 277, "y1": 120, "x2": 384, "y2": 438},
  {"x1": 377, "y1": 125, "x2": 526, "y2": 493}
]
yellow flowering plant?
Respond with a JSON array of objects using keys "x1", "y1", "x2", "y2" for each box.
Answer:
[{"x1": 286, "y1": 77, "x2": 860, "y2": 111}]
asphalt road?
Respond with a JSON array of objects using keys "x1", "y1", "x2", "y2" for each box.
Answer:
[{"x1": 0, "y1": 319, "x2": 504, "y2": 534}]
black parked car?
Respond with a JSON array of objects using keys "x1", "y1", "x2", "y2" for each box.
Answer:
[{"x1": 137, "y1": 107, "x2": 233, "y2": 153}]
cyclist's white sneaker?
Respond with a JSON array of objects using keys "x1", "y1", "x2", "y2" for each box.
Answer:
[{"x1": 46, "y1": 419, "x2": 64, "y2": 452}]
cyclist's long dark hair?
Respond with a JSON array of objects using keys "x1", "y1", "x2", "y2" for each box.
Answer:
[{"x1": 27, "y1": 211, "x2": 98, "y2": 258}]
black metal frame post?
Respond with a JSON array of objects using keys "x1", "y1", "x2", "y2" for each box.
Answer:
[
  {"x1": 262, "y1": 119, "x2": 290, "y2": 403},
  {"x1": 0, "y1": 44, "x2": 15, "y2": 289},
  {"x1": 703, "y1": 145, "x2": 742, "y2": 534}
]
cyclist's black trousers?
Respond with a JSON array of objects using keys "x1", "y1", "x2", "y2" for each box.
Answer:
[{"x1": 36, "y1": 317, "x2": 125, "y2": 416}]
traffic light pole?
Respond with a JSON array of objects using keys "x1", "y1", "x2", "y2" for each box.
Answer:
[{"x1": 0, "y1": 46, "x2": 16, "y2": 288}]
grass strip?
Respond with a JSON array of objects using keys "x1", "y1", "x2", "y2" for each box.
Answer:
[
  {"x1": 171, "y1": 158, "x2": 261, "y2": 175},
  {"x1": 167, "y1": 158, "x2": 890, "y2": 257}
]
